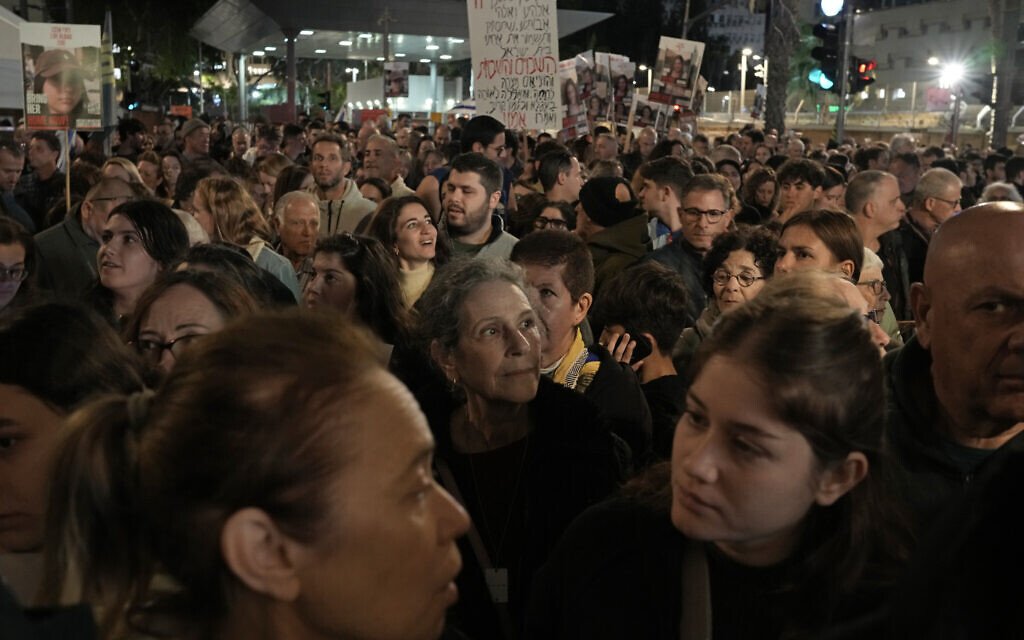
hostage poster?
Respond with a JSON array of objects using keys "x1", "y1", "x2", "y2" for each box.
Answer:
[
  {"x1": 649, "y1": 36, "x2": 705, "y2": 110},
  {"x1": 21, "y1": 22, "x2": 102, "y2": 130}
]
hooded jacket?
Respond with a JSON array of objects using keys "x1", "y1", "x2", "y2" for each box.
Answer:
[{"x1": 586, "y1": 213, "x2": 650, "y2": 297}]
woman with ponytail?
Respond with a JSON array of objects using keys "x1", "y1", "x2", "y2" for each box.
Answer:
[{"x1": 41, "y1": 311, "x2": 469, "y2": 640}]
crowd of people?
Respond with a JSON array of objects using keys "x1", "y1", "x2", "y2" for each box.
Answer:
[{"x1": 1, "y1": 110, "x2": 1023, "y2": 639}]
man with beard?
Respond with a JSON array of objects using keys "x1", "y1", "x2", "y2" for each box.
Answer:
[
  {"x1": 309, "y1": 134, "x2": 375, "y2": 236},
  {"x1": 442, "y1": 152, "x2": 517, "y2": 259}
]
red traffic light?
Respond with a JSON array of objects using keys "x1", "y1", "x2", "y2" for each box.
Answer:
[{"x1": 857, "y1": 59, "x2": 877, "y2": 74}]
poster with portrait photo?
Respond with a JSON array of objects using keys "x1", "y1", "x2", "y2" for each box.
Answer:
[
  {"x1": 649, "y1": 36, "x2": 705, "y2": 110},
  {"x1": 384, "y1": 62, "x2": 410, "y2": 98},
  {"x1": 20, "y1": 22, "x2": 102, "y2": 131},
  {"x1": 558, "y1": 58, "x2": 589, "y2": 142},
  {"x1": 632, "y1": 96, "x2": 657, "y2": 128},
  {"x1": 574, "y1": 51, "x2": 595, "y2": 106},
  {"x1": 609, "y1": 54, "x2": 635, "y2": 126},
  {"x1": 589, "y1": 52, "x2": 612, "y2": 124}
]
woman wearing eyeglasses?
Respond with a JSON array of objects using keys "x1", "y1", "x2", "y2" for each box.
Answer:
[
  {"x1": 0, "y1": 217, "x2": 34, "y2": 318},
  {"x1": 125, "y1": 270, "x2": 260, "y2": 375},
  {"x1": 672, "y1": 226, "x2": 778, "y2": 373},
  {"x1": 532, "y1": 201, "x2": 576, "y2": 233},
  {"x1": 366, "y1": 196, "x2": 450, "y2": 308}
]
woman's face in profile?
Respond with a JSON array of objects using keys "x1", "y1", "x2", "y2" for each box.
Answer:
[
  {"x1": 671, "y1": 355, "x2": 838, "y2": 566},
  {"x1": 0, "y1": 384, "x2": 64, "y2": 552},
  {"x1": 292, "y1": 373, "x2": 469, "y2": 640},
  {"x1": 137, "y1": 284, "x2": 227, "y2": 374},
  {"x1": 304, "y1": 251, "x2": 358, "y2": 313},
  {"x1": 98, "y1": 214, "x2": 162, "y2": 296},
  {"x1": 43, "y1": 72, "x2": 84, "y2": 115}
]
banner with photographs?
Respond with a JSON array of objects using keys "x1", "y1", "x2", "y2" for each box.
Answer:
[
  {"x1": 590, "y1": 52, "x2": 612, "y2": 124},
  {"x1": 649, "y1": 36, "x2": 705, "y2": 110},
  {"x1": 609, "y1": 54, "x2": 636, "y2": 126},
  {"x1": 558, "y1": 58, "x2": 588, "y2": 141},
  {"x1": 632, "y1": 96, "x2": 673, "y2": 131},
  {"x1": 574, "y1": 51, "x2": 595, "y2": 108},
  {"x1": 21, "y1": 22, "x2": 102, "y2": 130},
  {"x1": 384, "y1": 62, "x2": 410, "y2": 98}
]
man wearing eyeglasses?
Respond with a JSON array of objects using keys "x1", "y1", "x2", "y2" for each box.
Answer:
[
  {"x1": 33, "y1": 177, "x2": 135, "y2": 298},
  {"x1": 643, "y1": 173, "x2": 735, "y2": 328},
  {"x1": 880, "y1": 167, "x2": 962, "y2": 321}
]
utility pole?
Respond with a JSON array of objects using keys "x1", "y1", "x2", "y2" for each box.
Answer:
[{"x1": 835, "y1": 0, "x2": 853, "y2": 142}]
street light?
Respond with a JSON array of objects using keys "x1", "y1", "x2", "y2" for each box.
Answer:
[
  {"x1": 940, "y1": 62, "x2": 965, "y2": 88},
  {"x1": 638, "y1": 64, "x2": 653, "y2": 93}
]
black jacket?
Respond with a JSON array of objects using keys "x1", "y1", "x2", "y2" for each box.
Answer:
[
  {"x1": 642, "y1": 234, "x2": 706, "y2": 329},
  {"x1": 884, "y1": 337, "x2": 1024, "y2": 531},
  {"x1": 424, "y1": 377, "x2": 625, "y2": 640}
]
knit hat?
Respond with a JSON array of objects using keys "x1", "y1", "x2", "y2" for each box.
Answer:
[
  {"x1": 180, "y1": 118, "x2": 210, "y2": 139},
  {"x1": 578, "y1": 176, "x2": 638, "y2": 228}
]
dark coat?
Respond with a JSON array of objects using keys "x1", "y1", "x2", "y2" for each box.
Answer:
[
  {"x1": 587, "y1": 213, "x2": 650, "y2": 298},
  {"x1": 884, "y1": 337, "x2": 1024, "y2": 531},
  {"x1": 33, "y1": 203, "x2": 98, "y2": 299},
  {"x1": 642, "y1": 233, "x2": 706, "y2": 329},
  {"x1": 424, "y1": 377, "x2": 625, "y2": 640}
]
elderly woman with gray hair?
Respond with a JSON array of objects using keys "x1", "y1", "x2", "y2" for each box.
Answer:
[{"x1": 413, "y1": 257, "x2": 624, "y2": 639}]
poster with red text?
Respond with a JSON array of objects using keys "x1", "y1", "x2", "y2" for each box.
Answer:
[
  {"x1": 468, "y1": 0, "x2": 560, "y2": 130},
  {"x1": 21, "y1": 22, "x2": 102, "y2": 130}
]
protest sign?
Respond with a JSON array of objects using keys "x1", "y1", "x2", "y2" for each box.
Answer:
[
  {"x1": 384, "y1": 62, "x2": 410, "y2": 98},
  {"x1": 468, "y1": 0, "x2": 560, "y2": 130},
  {"x1": 609, "y1": 54, "x2": 636, "y2": 126},
  {"x1": 558, "y1": 58, "x2": 588, "y2": 140},
  {"x1": 21, "y1": 22, "x2": 102, "y2": 130},
  {"x1": 649, "y1": 36, "x2": 705, "y2": 110}
]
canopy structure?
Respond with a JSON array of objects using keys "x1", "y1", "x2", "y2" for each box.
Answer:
[
  {"x1": 192, "y1": 0, "x2": 612, "y2": 61},
  {"x1": 191, "y1": 0, "x2": 612, "y2": 117}
]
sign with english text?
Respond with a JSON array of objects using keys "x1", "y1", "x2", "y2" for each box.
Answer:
[
  {"x1": 20, "y1": 22, "x2": 102, "y2": 130},
  {"x1": 468, "y1": 0, "x2": 561, "y2": 130}
]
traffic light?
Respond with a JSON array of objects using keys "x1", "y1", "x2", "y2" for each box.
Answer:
[
  {"x1": 318, "y1": 91, "x2": 331, "y2": 111},
  {"x1": 971, "y1": 73, "x2": 995, "y2": 106},
  {"x1": 120, "y1": 90, "x2": 139, "y2": 111},
  {"x1": 809, "y1": 22, "x2": 842, "y2": 92},
  {"x1": 849, "y1": 57, "x2": 876, "y2": 93}
]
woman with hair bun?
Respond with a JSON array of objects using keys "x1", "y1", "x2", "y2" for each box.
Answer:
[{"x1": 41, "y1": 311, "x2": 470, "y2": 640}]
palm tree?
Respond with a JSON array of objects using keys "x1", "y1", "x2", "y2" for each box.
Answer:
[{"x1": 765, "y1": 0, "x2": 802, "y2": 133}]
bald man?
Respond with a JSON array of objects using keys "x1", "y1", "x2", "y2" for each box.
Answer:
[{"x1": 885, "y1": 203, "x2": 1024, "y2": 530}]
